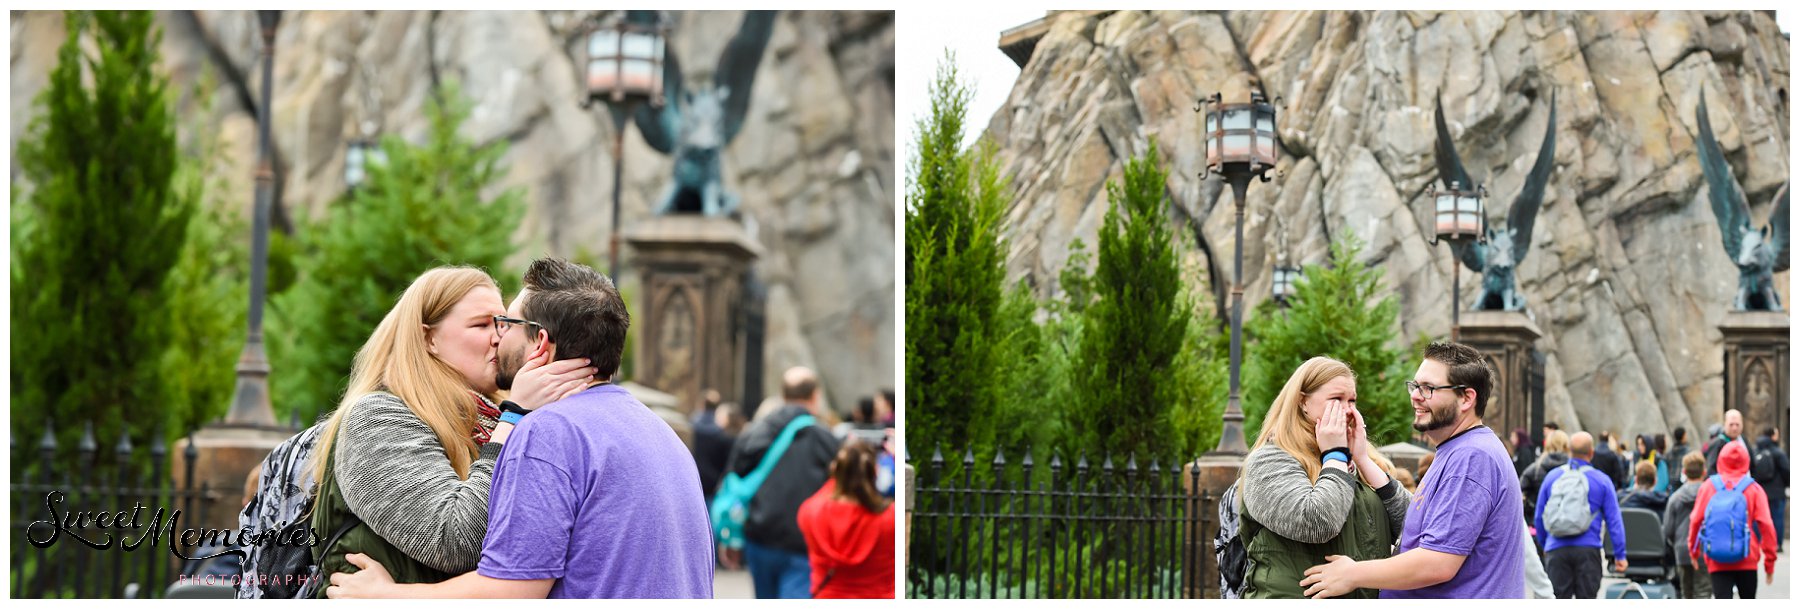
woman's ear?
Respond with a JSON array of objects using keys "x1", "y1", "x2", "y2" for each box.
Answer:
[{"x1": 422, "y1": 323, "x2": 438, "y2": 355}]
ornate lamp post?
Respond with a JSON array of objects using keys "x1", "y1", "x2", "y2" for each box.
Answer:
[
  {"x1": 1426, "y1": 179, "x2": 1487, "y2": 341},
  {"x1": 225, "y1": 10, "x2": 283, "y2": 427},
  {"x1": 1199, "y1": 90, "x2": 1279, "y2": 456},
  {"x1": 581, "y1": 10, "x2": 668, "y2": 279},
  {"x1": 345, "y1": 62, "x2": 387, "y2": 194}
]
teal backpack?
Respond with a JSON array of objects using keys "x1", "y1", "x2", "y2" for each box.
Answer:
[{"x1": 710, "y1": 414, "x2": 815, "y2": 549}]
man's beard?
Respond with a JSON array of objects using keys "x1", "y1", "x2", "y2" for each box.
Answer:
[
  {"x1": 494, "y1": 345, "x2": 526, "y2": 391},
  {"x1": 1412, "y1": 399, "x2": 1458, "y2": 433}
]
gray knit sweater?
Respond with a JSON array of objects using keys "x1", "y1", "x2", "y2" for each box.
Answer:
[
  {"x1": 332, "y1": 391, "x2": 501, "y2": 574},
  {"x1": 1239, "y1": 444, "x2": 1411, "y2": 543}
]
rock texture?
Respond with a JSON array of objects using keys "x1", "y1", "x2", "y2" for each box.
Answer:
[
  {"x1": 984, "y1": 10, "x2": 1788, "y2": 440},
  {"x1": 10, "y1": 10, "x2": 896, "y2": 412}
]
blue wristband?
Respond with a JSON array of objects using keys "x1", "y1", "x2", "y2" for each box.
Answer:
[
  {"x1": 1321, "y1": 449, "x2": 1351, "y2": 465},
  {"x1": 500, "y1": 411, "x2": 526, "y2": 426}
]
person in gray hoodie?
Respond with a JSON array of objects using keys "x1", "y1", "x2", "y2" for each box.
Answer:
[{"x1": 1661, "y1": 451, "x2": 1711, "y2": 599}]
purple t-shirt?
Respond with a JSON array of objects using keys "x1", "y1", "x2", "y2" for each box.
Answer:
[
  {"x1": 1382, "y1": 426, "x2": 1525, "y2": 599},
  {"x1": 478, "y1": 384, "x2": 714, "y2": 598}
]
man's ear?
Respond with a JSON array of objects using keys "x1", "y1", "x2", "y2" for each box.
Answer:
[{"x1": 531, "y1": 330, "x2": 555, "y2": 361}]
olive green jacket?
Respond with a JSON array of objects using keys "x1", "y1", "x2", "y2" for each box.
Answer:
[
  {"x1": 310, "y1": 445, "x2": 457, "y2": 596},
  {"x1": 1236, "y1": 445, "x2": 1410, "y2": 599}
]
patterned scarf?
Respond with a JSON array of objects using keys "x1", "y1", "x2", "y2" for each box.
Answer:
[{"x1": 471, "y1": 392, "x2": 501, "y2": 445}]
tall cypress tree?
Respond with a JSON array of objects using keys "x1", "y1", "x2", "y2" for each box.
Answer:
[
  {"x1": 904, "y1": 55, "x2": 1011, "y2": 455},
  {"x1": 269, "y1": 85, "x2": 524, "y2": 423},
  {"x1": 1069, "y1": 141, "x2": 1194, "y2": 459},
  {"x1": 11, "y1": 11, "x2": 197, "y2": 446}
]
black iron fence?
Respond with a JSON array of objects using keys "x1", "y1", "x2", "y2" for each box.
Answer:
[
  {"x1": 906, "y1": 446, "x2": 1212, "y2": 599},
  {"x1": 10, "y1": 422, "x2": 228, "y2": 599}
]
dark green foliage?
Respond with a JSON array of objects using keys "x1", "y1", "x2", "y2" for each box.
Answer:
[
  {"x1": 904, "y1": 55, "x2": 1011, "y2": 456},
  {"x1": 158, "y1": 89, "x2": 251, "y2": 437},
  {"x1": 904, "y1": 64, "x2": 1241, "y2": 600},
  {"x1": 1242, "y1": 233, "x2": 1413, "y2": 445},
  {"x1": 1068, "y1": 141, "x2": 1204, "y2": 459},
  {"x1": 269, "y1": 85, "x2": 524, "y2": 423},
  {"x1": 11, "y1": 11, "x2": 230, "y2": 447}
]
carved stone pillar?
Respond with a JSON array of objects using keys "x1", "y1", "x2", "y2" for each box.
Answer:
[
  {"x1": 624, "y1": 215, "x2": 762, "y2": 416},
  {"x1": 1458, "y1": 310, "x2": 1545, "y2": 449},
  {"x1": 1720, "y1": 311, "x2": 1789, "y2": 449}
]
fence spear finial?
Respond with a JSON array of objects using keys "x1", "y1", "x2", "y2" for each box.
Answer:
[
  {"x1": 38, "y1": 418, "x2": 58, "y2": 453},
  {"x1": 79, "y1": 420, "x2": 98, "y2": 456}
]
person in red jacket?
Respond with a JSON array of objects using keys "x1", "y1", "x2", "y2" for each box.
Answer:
[
  {"x1": 1686, "y1": 440, "x2": 1778, "y2": 598},
  {"x1": 796, "y1": 438, "x2": 895, "y2": 599}
]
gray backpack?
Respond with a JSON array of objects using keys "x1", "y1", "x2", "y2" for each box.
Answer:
[{"x1": 1544, "y1": 463, "x2": 1596, "y2": 537}]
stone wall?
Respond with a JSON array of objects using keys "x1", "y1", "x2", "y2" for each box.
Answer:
[
  {"x1": 10, "y1": 10, "x2": 896, "y2": 412},
  {"x1": 984, "y1": 10, "x2": 1788, "y2": 440}
]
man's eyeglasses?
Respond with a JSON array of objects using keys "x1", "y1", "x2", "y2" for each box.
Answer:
[
  {"x1": 493, "y1": 315, "x2": 543, "y2": 339},
  {"x1": 1406, "y1": 380, "x2": 1468, "y2": 399}
]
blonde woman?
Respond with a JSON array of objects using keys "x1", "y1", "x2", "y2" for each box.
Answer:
[
  {"x1": 1519, "y1": 429, "x2": 1571, "y2": 523},
  {"x1": 1235, "y1": 357, "x2": 1410, "y2": 599},
  {"x1": 306, "y1": 267, "x2": 594, "y2": 596}
]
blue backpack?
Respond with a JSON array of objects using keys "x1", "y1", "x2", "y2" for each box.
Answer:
[
  {"x1": 709, "y1": 415, "x2": 815, "y2": 549},
  {"x1": 1696, "y1": 475, "x2": 1755, "y2": 563}
]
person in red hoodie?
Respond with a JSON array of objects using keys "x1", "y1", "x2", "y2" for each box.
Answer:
[
  {"x1": 796, "y1": 438, "x2": 895, "y2": 599},
  {"x1": 1686, "y1": 440, "x2": 1778, "y2": 598}
]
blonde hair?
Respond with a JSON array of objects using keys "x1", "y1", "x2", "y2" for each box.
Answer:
[
  {"x1": 311, "y1": 267, "x2": 499, "y2": 488},
  {"x1": 1544, "y1": 429, "x2": 1570, "y2": 454},
  {"x1": 1248, "y1": 357, "x2": 1391, "y2": 492}
]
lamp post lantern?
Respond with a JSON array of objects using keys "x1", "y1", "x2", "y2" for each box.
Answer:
[
  {"x1": 1426, "y1": 179, "x2": 1487, "y2": 341},
  {"x1": 343, "y1": 136, "x2": 386, "y2": 192},
  {"x1": 581, "y1": 11, "x2": 668, "y2": 280},
  {"x1": 226, "y1": 9, "x2": 283, "y2": 427},
  {"x1": 1199, "y1": 90, "x2": 1279, "y2": 456},
  {"x1": 1272, "y1": 264, "x2": 1301, "y2": 306}
]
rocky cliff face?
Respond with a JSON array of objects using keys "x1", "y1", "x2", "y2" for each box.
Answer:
[
  {"x1": 10, "y1": 10, "x2": 896, "y2": 412},
  {"x1": 985, "y1": 10, "x2": 1788, "y2": 440}
]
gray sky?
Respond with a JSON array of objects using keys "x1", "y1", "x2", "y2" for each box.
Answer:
[{"x1": 897, "y1": 7, "x2": 1043, "y2": 196}]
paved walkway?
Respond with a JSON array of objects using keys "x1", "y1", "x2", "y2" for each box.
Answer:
[
  {"x1": 1595, "y1": 547, "x2": 1787, "y2": 599},
  {"x1": 714, "y1": 566, "x2": 754, "y2": 599}
]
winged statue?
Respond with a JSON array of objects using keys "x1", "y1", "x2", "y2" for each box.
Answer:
[
  {"x1": 1433, "y1": 91, "x2": 1558, "y2": 312},
  {"x1": 1696, "y1": 91, "x2": 1790, "y2": 311},
  {"x1": 630, "y1": 10, "x2": 777, "y2": 217}
]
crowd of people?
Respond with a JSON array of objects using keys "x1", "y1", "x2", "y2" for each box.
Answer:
[
  {"x1": 226, "y1": 260, "x2": 895, "y2": 599},
  {"x1": 1218, "y1": 342, "x2": 1790, "y2": 600},
  {"x1": 1510, "y1": 410, "x2": 1787, "y2": 598},
  {"x1": 689, "y1": 370, "x2": 897, "y2": 599}
]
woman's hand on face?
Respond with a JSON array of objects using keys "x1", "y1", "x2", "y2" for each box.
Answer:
[
  {"x1": 1346, "y1": 407, "x2": 1390, "y2": 488},
  {"x1": 507, "y1": 351, "x2": 598, "y2": 410},
  {"x1": 1315, "y1": 399, "x2": 1349, "y2": 451},
  {"x1": 1347, "y1": 407, "x2": 1369, "y2": 462}
]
